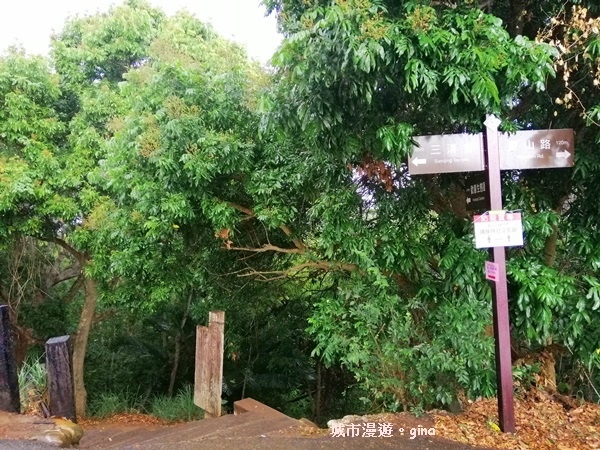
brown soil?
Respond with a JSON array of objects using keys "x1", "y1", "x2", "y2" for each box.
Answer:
[
  {"x1": 55, "y1": 391, "x2": 600, "y2": 449},
  {"x1": 78, "y1": 413, "x2": 177, "y2": 428}
]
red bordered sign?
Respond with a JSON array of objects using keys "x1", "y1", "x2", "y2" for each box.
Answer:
[{"x1": 473, "y1": 211, "x2": 524, "y2": 249}]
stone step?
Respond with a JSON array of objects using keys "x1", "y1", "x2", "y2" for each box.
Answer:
[
  {"x1": 119, "y1": 412, "x2": 270, "y2": 448},
  {"x1": 78, "y1": 399, "x2": 306, "y2": 449}
]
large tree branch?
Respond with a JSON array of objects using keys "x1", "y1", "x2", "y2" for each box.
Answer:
[
  {"x1": 227, "y1": 202, "x2": 255, "y2": 217},
  {"x1": 38, "y1": 236, "x2": 86, "y2": 265},
  {"x1": 225, "y1": 202, "x2": 416, "y2": 292},
  {"x1": 227, "y1": 201, "x2": 306, "y2": 251},
  {"x1": 237, "y1": 261, "x2": 359, "y2": 281},
  {"x1": 62, "y1": 275, "x2": 85, "y2": 304},
  {"x1": 52, "y1": 266, "x2": 82, "y2": 287},
  {"x1": 227, "y1": 244, "x2": 304, "y2": 254}
]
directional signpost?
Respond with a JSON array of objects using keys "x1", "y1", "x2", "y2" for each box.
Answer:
[
  {"x1": 411, "y1": 129, "x2": 574, "y2": 176},
  {"x1": 408, "y1": 118, "x2": 575, "y2": 433},
  {"x1": 483, "y1": 116, "x2": 517, "y2": 433},
  {"x1": 409, "y1": 133, "x2": 484, "y2": 174},
  {"x1": 499, "y1": 129, "x2": 574, "y2": 170}
]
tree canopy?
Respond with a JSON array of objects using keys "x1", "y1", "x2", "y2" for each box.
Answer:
[{"x1": 0, "y1": 0, "x2": 599, "y2": 420}]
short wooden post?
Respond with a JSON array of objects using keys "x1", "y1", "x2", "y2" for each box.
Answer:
[
  {"x1": 194, "y1": 311, "x2": 225, "y2": 418},
  {"x1": 45, "y1": 336, "x2": 76, "y2": 421},
  {"x1": 0, "y1": 305, "x2": 20, "y2": 413}
]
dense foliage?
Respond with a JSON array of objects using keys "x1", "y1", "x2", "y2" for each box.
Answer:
[{"x1": 0, "y1": 0, "x2": 599, "y2": 422}]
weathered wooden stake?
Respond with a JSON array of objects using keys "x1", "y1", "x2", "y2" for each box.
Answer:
[
  {"x1": 194, "y1": 311, "x2": 225, "y2": 418},
  {"x1": 0, "y1": 305, "x2": 20, "y2": 413},
  {"x1": 483, "y1": 115, "x2": 516, "y2": 433},
  {"x1": 45, "y1": 335, "x2": 76, "y2": 421}
]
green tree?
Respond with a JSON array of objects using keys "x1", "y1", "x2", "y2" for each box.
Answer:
[{"x1": 254, "y1": 0, "x2": 600, "y2": 407}]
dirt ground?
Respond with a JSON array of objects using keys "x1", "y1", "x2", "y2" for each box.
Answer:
[
  {"x1": 433, "y1": 390, "x2": 600, "y2": 449},
  {"x1": 4, "y1": 390, "x2": 599, "y2": 449},
  {"x1": 79, "y1": 390, "x2": 599, "y2": 449}
]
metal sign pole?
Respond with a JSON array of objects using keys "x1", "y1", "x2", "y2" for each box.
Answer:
[{"x1": 483, "y1": 115, "x2": 516, "y2": 433}]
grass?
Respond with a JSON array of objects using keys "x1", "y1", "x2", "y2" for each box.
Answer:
[
  {"x1": 88, "y1": 385, "x2": 203, "y2": 422},
  {"x1": 18, "y1": 354, "x2": 48, "y2": 415},
  {"x1": 88, "y1": 392, "x2": 132, "y2": 418},
  {"x1": 150, "y1": 385, "x2": 204, "y2": 422}
]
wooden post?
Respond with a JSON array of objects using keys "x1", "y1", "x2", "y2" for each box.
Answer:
[
  {"x1": 194, "y1": 311, "x2": 225, "y2": 418},
  {"x1": 0, "y1": 305, "x2": 20, "y2": 413},
  {"x1": 483, "y1": 115, "x2": 516, "y2": 433},
  {"x1": 46, "y1": 335, "x2": 76, "y2": 421}
]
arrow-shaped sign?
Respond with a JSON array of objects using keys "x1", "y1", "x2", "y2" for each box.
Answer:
[
  {"x1": 412, "y1": 157, "x2": 427, "y2": 166},
  {"x1": 499, "y1": 129, "x2": 574, "y2": 170}
]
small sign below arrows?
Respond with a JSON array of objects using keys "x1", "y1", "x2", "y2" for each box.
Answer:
[{"x1": 465, "y1": 172, "x2": 489, "y2": 212}]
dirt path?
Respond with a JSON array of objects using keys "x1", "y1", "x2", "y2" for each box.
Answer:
[{"x1": 2, "y1": 392, "x2": 598, "y2": 449}]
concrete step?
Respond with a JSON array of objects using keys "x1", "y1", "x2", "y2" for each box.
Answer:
[
  {"x1": 120, "y1": 410, "x2": 295, "y2": 448},
  {"x1": 123, "y1": 414, "x2": 249, "y2": 446},
  {"x1": 79, "y1": 398, "x2": 304, "y2": 449}
]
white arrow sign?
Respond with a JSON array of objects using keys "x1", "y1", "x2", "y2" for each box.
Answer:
[
  {"x1": 556, "y1": 150, "x2": 570, "y2": 159},
  {"x1": 412, "y1": 157, "x2": 427, "y2": 166}
]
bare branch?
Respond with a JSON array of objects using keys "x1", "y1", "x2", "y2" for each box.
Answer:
[
  {"x1": 226, "y1": 244, "x2": 304, "y2": 254},
  {"x1": 236, "y1": 260, "x2": 358, "y2": 281},
  {"x1": 227, "y1": 202, "x2": 255, "y2": 217},
  {"x1": 279, "y1": 224, "x2": 306, "y2": 251}
]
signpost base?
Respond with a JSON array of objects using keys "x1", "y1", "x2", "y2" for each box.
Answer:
[{"x1": 489, "y1": 247, "x2": 516, "y2": 433}]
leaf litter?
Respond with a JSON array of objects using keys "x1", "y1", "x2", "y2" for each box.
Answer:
[{"x1": 433, "y1": 390, "x2": 600, "y2": 449}]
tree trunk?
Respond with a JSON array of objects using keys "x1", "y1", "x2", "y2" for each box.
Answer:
[
  {"x1": 539, "y1": 199, "x2": 567, "y2": 393},
  {"x1": 168, "y1": 293, "x2": 191, "y2": 397},
  {"x1": 314, "y1": 360, "x2": 322, "y2": 424},
  {"x1": 540, "y1": 226, "x2": 558, "y2": 391},
  {"x1": 13, "y1": 325, "x2": 35, "y2": 368},
  {"x1": 168, "y1": 332, "x2": 181, "y2": 397},
  {"x1": 544, "y1": 224, "x2": 559, "y2": 268},
  {"x1": 509, "y1": 0, "x2": 530, "y2": 37},
  {"x1": 72, "y1": 277, "x2": 98, "y2": 419}
]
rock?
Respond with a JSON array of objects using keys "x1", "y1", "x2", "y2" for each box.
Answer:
[
  {"x1": 448, "y1": 398, "x2": 463, "y2": 414},
  {"x1": 31, "y1": 429, "x2": 70, "y2": 448},
  {"x1": 52, "y1": 418, "x2": 84, "y2": 445},
  {"x1": 327, "y1": 415, "x2": 369, "y2": 429},
  {"x1": 298, "y1": 418, "x2": 319, "y2": 428}
]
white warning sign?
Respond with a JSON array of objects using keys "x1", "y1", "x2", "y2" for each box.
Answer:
[{"x1": 474, "y1": 211, "x2": 524, "y2": 249}]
